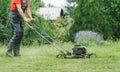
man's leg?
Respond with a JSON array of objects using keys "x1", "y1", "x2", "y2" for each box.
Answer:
[
  {"x1": 13, "y1": 24, "x2": 23, "y2": 56},
  {"x1": 6, "y1": 24, "x2": 15, "y2": 57}
]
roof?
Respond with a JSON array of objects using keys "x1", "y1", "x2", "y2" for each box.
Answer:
[{"x1": 36, "y1": 7, "x2": 63, "y2": 20}]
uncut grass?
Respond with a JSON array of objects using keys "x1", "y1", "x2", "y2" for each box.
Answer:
[{"x1": 0, "y1": 41, "x2": 120, "y2": 72}]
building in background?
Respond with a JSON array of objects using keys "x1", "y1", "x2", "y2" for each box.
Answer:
[{"x1": 36, "y1": 7, "x2": 64, "y2": 20}]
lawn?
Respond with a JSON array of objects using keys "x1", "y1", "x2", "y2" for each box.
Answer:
[{"x1": 0, "y1": 41, "x2": 120, "y2": 72}]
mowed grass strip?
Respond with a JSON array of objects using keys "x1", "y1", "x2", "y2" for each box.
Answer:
[{"x1": 0, "y1": 41, "x2": 120, "y2": 72}]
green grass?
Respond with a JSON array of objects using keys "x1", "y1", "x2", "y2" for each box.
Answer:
[{"x1": 0, "y1": 41, "x2": 120, "y2": 72}]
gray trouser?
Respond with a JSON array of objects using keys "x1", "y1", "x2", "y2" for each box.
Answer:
[{"x1": 7, "y1": 23, "x2": 23, "y2": 55}]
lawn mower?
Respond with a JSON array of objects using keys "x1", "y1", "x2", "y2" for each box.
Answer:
[{"x1": 27, "y1": 24, "x2": 95, "y2": 59}]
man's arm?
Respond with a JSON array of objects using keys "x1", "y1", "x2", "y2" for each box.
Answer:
[
  {"x1": 26, "y1": 7, "x2": 35, "y2": 22},
  {"x1": 16, "y1": 3, "x2": 30, "y2": 22}
]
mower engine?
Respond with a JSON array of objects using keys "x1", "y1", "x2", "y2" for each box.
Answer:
[{"x1": 72, "y1": 45, "x2": 87, "y2": 58}]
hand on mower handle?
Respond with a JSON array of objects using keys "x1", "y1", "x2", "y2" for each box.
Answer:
[
  {"x1": 24, "y1": 18, "x2": 31, "y2": 23},
  {"x1": 30, "y1": 18, "x2": 35, "y2": 23}
]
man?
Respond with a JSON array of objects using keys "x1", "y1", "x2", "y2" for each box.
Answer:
[{"x1": 6, "y1": 0, "x2": 35, "y2": 57}]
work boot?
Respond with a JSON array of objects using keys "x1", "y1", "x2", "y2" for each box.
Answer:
[
  {"x1": 6, "y1": 39, "x2": 14, "y2": 57},
  {"x1": 6, "y1": 51, "x2": 13, "y2": 57},
  {"x1": 14, "y1": 48, "x2": 21, "y2": 56},
  {"x1": 14, "y1": 43, "x2": 21, "y2": 56},
  {"x1": 14, "y1": 51, "x2": 21, "y2": 56}
]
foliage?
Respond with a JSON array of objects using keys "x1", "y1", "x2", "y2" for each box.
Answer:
[
  {"x1": 53, "y1": 16, "x2": 74, "y2": 42},
  {"x1": 65, "y1": 0, "x2": 78, "y2": 16},
  {"x1": 29, "y1": 0, "x2": 44, "y2": 10},
  {"x1": 0, "y1": 0, "x2": 11, "y2": 45},
  {"x1": 71, "y1": 0, "x2": 120, "y2": 40}
]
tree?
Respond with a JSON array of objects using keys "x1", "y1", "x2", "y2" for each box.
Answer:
[
  {"x1": 71, "y1": 0, "x2": 120, "y2": 40},
  {"x1": 65, "y1": 0, "x2": 78, "y2": 16}
]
